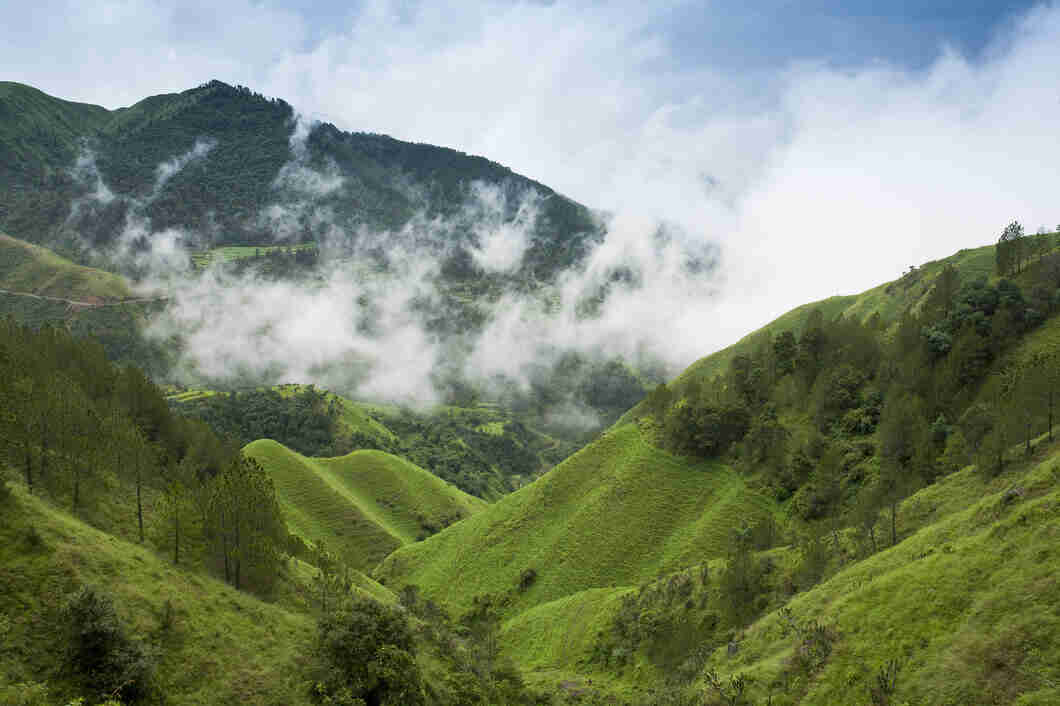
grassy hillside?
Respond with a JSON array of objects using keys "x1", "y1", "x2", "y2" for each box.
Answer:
[
  {"x1": 488, "y1": 436, "x2": 1060, "y2": 705},
  {"x1": 374, "y1": 422, "x2": 775, "y2": 619},
  {"x1": 0, "y1": 484, "x2": 317, "y2": 706},
  {"x1": 0, "y1": 231, "x2": 132, "y2": 300},
  {"x1": 667, "y1": 237, "x2": 1056, "y2": 392},
  {"x1": 245, "y1": 439, "x2": 486, "y2": 572}
]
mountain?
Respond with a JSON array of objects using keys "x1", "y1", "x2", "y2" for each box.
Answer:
[
  {"x1": 244, "y1": 439, "x2": 486, "y2": 572},
  {"x1": 0, "y1": 80, "x2": 599, "y2": 281}
]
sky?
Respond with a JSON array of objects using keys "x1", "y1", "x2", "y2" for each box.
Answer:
[{"x1": 4, "y1": 0, "x2": 1060, "y2": 360}]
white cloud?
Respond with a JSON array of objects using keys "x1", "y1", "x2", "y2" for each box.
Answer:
[{"x1": 9, "y1": 0, "x2": 1060, "y2": 382}]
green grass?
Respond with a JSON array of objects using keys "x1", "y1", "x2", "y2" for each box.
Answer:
[
  {"x1": 0, "y1": 233, "x2": 132, "y2": 301},
  {"x1": 374, "y1": 422, "x2": 775, "y2": 619},
  {"x1": 190, "y1": 244, "x2": 316, "y2": 269},
  {"x1": 245, "y1": 440, "x2": 486, "y2": 573},
  {"x1": 0, "y1": 483, "x2": 316, "y2": 706},
  {"x1": 701, "y1": 444, "x2": 1060, "y2": 706}
]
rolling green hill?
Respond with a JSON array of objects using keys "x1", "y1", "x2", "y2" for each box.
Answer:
[
  {"x1": 244, "y1": 439, "x2": 486, "y2": 572},
  {"x1": 0, "y1": 484, "x2": 318, "y2": 706},
  {"x1": 374, "y1": 422, "x2": 775, "y2": 619},
  {"x1": 489, "y1": 435, "x2": 1060, "y2": 705},
  {"x1": 0, "y1": 231, "x2": 132, "y2": 301}
]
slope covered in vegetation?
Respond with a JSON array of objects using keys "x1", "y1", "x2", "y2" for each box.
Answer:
[
  {"x1": 245, "y1": 439, "x2": 486, "y2": 572},
  {"x1": 0, "y1": 231, "x2": 132, "y2": 300},
  {"x1": 375, "y1": 422, "x2": 775, "y2": 619}
]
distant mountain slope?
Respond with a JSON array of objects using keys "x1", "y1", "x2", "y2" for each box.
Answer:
[
  {"x1": 0, "y1": 80, "x2": 599, "y2": 279},
  {"x1": 0, "y1": 231, "x2": 131, "y2": 301},
  {"x1": 374, "y1": 422, "x2": 774, "y2": 618},
  {"x1": 245, "y1": 439, "x2": 486, "y2": 572}
]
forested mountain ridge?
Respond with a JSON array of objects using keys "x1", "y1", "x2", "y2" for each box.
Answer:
[{"x1": 0, "y1": 80, "x2": 599, "y2": 280}]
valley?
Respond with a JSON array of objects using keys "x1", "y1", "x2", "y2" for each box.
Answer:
[{"x1": 1, "y1": 77, "x2": 1059, "y2": 706}]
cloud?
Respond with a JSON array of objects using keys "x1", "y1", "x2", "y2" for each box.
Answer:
[{"x1": 11, "y1": 0, "x2": 1060, "y2": 385}]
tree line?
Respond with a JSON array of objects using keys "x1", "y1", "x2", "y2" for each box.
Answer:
[
  {"x1": 0, "y1": 317, "x2": 288, "y2": 594},
  {"x1": 645, "y1": 224, "x2": 1060, "y2": 551}
]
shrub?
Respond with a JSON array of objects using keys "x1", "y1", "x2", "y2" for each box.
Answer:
[
  {"x1": 313, "y1": 596, "x2": 424, "y2": 706},
  {"x1": 63, "y1": 587, "x2": 154, "y2": 703}
]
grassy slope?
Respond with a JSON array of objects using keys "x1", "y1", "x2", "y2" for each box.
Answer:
[
  {"x1": 0, "y1": 485, "x2": 316, "y2": 706},
  {"x1": 374, "y1": 422, "x2": 774, "y2": 619},
  {"x1": 0, "y1": 232, "x2": 132, "y2": 300},
  {"x1": 672, "y1": 242, "x2": 1003, "y2": 389},
  {"x1": 715, "y1": 445, "x2": 1060, "y2": 705},
  {"x1": 245, "y1": 439, "x2": 486, "y2": 572},
  {"x1": 495, "y1": 438, "x2": 1060, "y2": 705}
]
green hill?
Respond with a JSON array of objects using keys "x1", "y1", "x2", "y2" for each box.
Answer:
[
  {"x1": 244, "y1": 439, "x2": 486, "y2": 572},
  {"x1": 0, "y1": 231, "x2": 132, "y2": 301},
  {"x1": 488, "y1": 436, "x2": 1060, "y2": 705},
  {"x1": 0, "y1": 484, "x2": 318, "y2": 706},
  {"x1": 374, "y1": 422, "x2": 775, "y2": 619}
]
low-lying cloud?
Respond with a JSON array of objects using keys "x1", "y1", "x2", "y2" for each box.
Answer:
[{"x1": 31, "y1": 0, "x2": 1060, "y2": 405}]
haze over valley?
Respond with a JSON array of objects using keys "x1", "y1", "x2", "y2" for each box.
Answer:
[{"x1": 2, "y1": 2, "x2": 1060, "y2": 705}]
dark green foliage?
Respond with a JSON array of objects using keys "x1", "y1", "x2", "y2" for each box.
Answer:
[
  {"x1": 175, "y1": 387, "x2": 338, "y2": 457},
  {"x1": 207, "y1": 456, "x2": 287, "y2": 593},
  {"x1": 868, "y1": 659, "x2": 902, "y2": 706},
  {"x1": 0, "y1": 317, "x2": 290, "y2": 592},
  {"x1": 63, "y1": 586, "x2": 155, "y2": 703},
  {"x1": 313, "y1": 596, "x2": 424, "y2": 706},
  {"x1": 664, "y1": 400, "x2": 750, "y2": 458},
  {"x1": 996, "y1": 221, "x2": 1025, "y2": 277},
  {"x1": 718, "y1": 528, "x2": 768, "y2": 627}
]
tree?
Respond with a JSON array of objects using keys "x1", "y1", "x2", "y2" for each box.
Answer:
[
  {"x1": 773, "y1": 330, "x2": 797, "y2": 377},
  {"x1": 1023, "y1": 349, "x2": 1060, "y2": 441},
  {"x1": 208, "y1": 456, "x2": 286, "y2": 592},
  {"x1": 996, "y1": 221, "x2": 1025, "y2": 276},
  {"x1": 313, "y1": 596, "x2": 424, "y2": 706}
]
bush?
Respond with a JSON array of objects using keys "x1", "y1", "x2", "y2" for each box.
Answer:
[
  {"x1": 313, "y1": 596, "x2": 424, "y2": 706},
  {"x1": 63, "y1": 587, "x2": 154, "y2": 703}
]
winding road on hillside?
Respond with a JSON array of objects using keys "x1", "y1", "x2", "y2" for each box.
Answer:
[{"x1": 0, "y1": 288, "x2": 169, "y2": 308}]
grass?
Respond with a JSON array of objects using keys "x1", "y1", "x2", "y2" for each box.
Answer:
[
  {"x1": 0, "y1": 483, "x2": 316, "y2": 706},
  {"x1": 190, "y1": 244, "x2": 316, "y2": 269},
  {"x1": 374, "y1": 422, "x2": 775, "y2": 619},
  {"x1": 245, "y1": 439, "x2": 486, "y2": 573},
  {"x1": 702, "y1": 443, "x2": 1060, "y2": 706},
  {"x1": 0, "y1": 233, "x2": 132, "y2": 301},
  {"x1": 478, "y1": 438, "x2": 1060, "y2": 705}
]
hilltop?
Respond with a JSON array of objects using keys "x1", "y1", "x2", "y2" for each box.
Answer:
[{"x1": 244, "y1": 439, "x2": 486, "y2": 572}]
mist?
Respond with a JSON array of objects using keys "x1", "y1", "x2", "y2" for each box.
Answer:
[{"x1": 37, "y1": 1, "x2": 1060, "y2": 412}]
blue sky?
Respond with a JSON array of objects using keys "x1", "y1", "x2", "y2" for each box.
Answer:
[{"x1": 2, "y1": 0, "x2": 1059, "y2": 348}]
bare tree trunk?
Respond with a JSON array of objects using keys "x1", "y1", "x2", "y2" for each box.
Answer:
[
  {"x1": 137, "y1": 465, "x2": 144, "y2": 543},
  {"x1": 1049, "y1": 388, "x2": 1054, "y2": 442},
  {"x1": 890, "y1": 501, "x2": 897, "y2": 547},
  {"x1": 22, "y1": 440, "x2": 33, "y2": 492}
]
